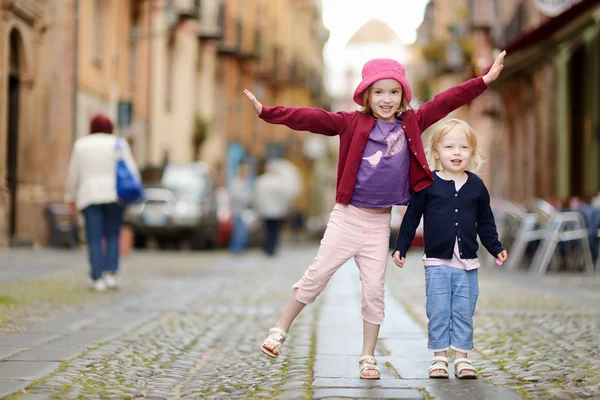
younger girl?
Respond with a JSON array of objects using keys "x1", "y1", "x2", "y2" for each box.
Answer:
[
  {"x1": 392, "y1": 119, "x2": 508, "y2": 379},
  {"x1": 245, "y1": 52, "x2": 505, "y2": 379}
]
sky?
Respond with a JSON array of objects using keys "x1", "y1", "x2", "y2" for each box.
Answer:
[
  {"x1": 322, "y1": 0, "x2": 430, "y2": 63},
  {"x1": 321, "y1": 0, "x2": 430, "y2": 98}
]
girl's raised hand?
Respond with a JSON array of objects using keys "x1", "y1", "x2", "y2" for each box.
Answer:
[
  {"x1": 244, "y1": 89, "x2": 263, "y2": 116},
  {"x1": 483, "y1": 50, "x2": 506, "y2": 85},
  {"x1": 392, "y1": 251, "x2": 405, "y2": 268}
]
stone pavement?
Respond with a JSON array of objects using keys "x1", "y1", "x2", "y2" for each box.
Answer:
[
  {"x1": 0, "y1": 245, "x2": 597, "y2": 399},
  {"x1": 0, "y1": 249, "x2": 84, "y2": 283}
]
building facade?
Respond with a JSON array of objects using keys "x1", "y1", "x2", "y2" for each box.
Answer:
[
  {"x1": 0, "y1": 0, "x2": 330, "y2": 247},
  {"x1": 413, "y1": 0, "x2": 600, "y2": 205},
  {"x1": 0, "y1": 0, "x2": 76, "y2": 246}
]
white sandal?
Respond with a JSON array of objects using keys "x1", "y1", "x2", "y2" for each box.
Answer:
[
  {"x1": 454, "y1": 358, "x2": 477, "y2": 379},
  {"x1": 260, "y1": 328, "x2": 287, "y2": 358},
  {"x1": 359, "y1": 355, "x2": 381, "y2": 379},
  {"x1": 428, "y1": 356, "x2": 449, "y2": 378}
]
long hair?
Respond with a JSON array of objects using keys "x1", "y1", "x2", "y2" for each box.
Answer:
[
  {"x1": 359, "y1": 85, "x2": 412, "y2": 117},
  {"x1": 89, "y1": 114, "x2": 114, "y2": 134},
  {"x1": 425, "y1": 119, "x2": 484, "y2": 173}
]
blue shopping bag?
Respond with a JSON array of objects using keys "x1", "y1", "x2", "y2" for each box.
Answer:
[{"x1": 115, "y1": 138, "x2": 144, "y2": 204}]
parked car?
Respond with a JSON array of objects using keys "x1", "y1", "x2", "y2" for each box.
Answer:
[{"x1": 124, "y1": 162, "x2": 219, "y2": 249}]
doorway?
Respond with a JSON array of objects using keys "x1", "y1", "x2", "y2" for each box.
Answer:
[
  {"x1": 6, "y1": 29, "x2": 23, "y2": 240},
  {"x1": 568, "y1": 45, "x2": 584, "y2": 198}
]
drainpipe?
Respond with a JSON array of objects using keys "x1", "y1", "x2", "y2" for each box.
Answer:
[
  {"x1": 72, "y1": 0, "x2": 79, "y2": 143},
  {"x1": 146, "y1": 0, "x2": 153, "y2": 168}
]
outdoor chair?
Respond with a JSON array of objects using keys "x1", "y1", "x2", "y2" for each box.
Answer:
[
  {"x1": 47, "y1": 203, "x2": 78, "y2": 248},
  {"x1": 529, "y1": 199, "x2": 595, "y2": 275},
  {"x1": 497, "y1": 201, "x2": 543, "y2": 271}
]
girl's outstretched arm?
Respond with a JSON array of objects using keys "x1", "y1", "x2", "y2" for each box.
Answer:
[
  {"x1": 244, "y1": 89, "x2": 263, "y2": 115},
  {"x1": 243, "y1": 89, "x2": 348, "y2": 137},
  {"x1": 414, "y1": 51, "x2": 506, "y2": 132},
  {"x1": 482, "y1": 51, "x2": 506, "y2": 85}
]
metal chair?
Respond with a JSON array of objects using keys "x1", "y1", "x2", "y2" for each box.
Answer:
[
  {"x1": 530, "y1": 200, "x2": 595, "y2": 275},
  {"x1": 500, "y1": 201, "x2": 543, "y2": 271}
]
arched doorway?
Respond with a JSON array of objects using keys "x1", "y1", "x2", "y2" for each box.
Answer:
[{"x1": 6, "y1": 29, "x2": 23, "y2": 241}]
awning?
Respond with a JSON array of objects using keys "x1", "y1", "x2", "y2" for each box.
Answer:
[{"x1": 493, "y1": 0, "x2": 600, "y2": 83}]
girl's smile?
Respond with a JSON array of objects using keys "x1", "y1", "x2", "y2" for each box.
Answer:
[
  {"x1": 369, "y1": 79, "x2": 403, "y2": 122},
  {"x1": 434, "y1": 129, "x2": 473, "y2": 174}
]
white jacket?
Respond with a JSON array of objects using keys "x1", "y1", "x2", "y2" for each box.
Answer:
[
  {"x1": 65, "y1": 134, "x2": 141, "y2": 210},
  {"x1": 253, "y1": 172, "x2": 294, "y2": 219}
]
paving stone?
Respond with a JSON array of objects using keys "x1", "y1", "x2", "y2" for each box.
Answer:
[
  {"x1": 312, "y1": 388, "x2": 424, "y2": 399},
  {"x1": 0, "y1": 361, "x2": 60, "y2": 380},
  {"x1": 0, "y1": 334, "x2": 59, "y2": 348},
  {"x1": 0, "y1": 347, "x2": 25, "y2": 359},
  {"x1": 45, "y1": 329, "x2": 120, "y2": 347},
  {"x1": 6, "y1": 346, "x2": 84, "y2": 362},
  {"x1": 0, "y1": 380, "x2": 30, "y2": 399},
  {"x1": 25, "y1": 314, "x2": 96, "y2": 334}
]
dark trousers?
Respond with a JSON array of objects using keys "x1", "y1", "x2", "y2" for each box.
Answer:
[
  {"x1": 263, "y1": 218, "x2": 284, "y2": 256},
  {"x1": 82, "y1": 203, "x2": 124, "y2": 280}
]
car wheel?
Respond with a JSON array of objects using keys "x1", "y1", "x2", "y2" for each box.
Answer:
[{"x1": 134, "y1": 233, "x2": 147, "y2": 249}]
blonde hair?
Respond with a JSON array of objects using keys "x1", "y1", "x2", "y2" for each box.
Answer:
[
  {"x1": 360, "y1": 85, "x2": 411, "y2": 117},
  {"x1": 426, "y1": 119, "x2": 484, "y2": 173}
]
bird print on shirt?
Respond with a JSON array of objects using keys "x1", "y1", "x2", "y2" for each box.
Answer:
[
  {"x1": 362, "y1": 130, "x2": 406, "y2": 167},
  {"x1": 362, "y1": 151, "x2": 383, "y2": 167}
]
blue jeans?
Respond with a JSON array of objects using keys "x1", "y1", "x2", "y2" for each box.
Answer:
[
  {"x1": 424, "y1": 266, "x2": 479, "y2": 352},
  {"x1": 262, "y1": 218, "x2": 283, "y2": 256},
  {"x1": 82, "y1": 203, "x2": 124, "y2": 280},
  {"x1": 229, "y1": 212, "x2": 248, "y2": 253}
]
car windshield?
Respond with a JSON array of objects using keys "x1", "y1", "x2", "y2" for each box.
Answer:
[{"x1": 161, "y1": 164, "x2": 208, "y2": 197}]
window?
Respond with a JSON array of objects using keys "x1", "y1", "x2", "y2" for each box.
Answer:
[{"x1": 91, "y1": 0, "x2": 105, "y2": 67}]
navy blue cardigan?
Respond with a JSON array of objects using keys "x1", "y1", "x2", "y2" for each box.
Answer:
[{"x1": 394, "y1": 171, "x2": 504, "y2": 259}]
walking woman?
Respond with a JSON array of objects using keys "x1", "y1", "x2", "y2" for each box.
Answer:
[{"x1": 66, "y1": 114, "x2": 141, "y2": 291}]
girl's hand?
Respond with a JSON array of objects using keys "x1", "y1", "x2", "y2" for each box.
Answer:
[
  {"x1": 244, "y1": 89, "x2": 263, "y2": 115},
  {"x1": 392, "y1": 251, "x2": 405, "y2": 268},
  {"x1": 497, "y1": 250, "x2": 508, "y2": 263},
  {"x1": 483, "y1": 50, "x2": 506, "y2": 85}
]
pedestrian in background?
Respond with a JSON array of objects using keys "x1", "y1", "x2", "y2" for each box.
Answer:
[
  {"x1": 228, "y1": 163, "x2": 253, "y2": 253},
  {"x1": 253, "y1": 159, "x2": 295, "y2": 256},
  {"x1": 65, "y1": 114, "x2": 141, "y2": 291},
  {"x1": 393, "y1": 119, "x2": 508, "y2": 379},
  {"x1": 244, "y1": 50, "x2": 506, "y2": 379}
]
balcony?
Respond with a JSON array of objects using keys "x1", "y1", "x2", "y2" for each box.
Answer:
[
  {"x1": 504, "y1": 0, "x2": 528, "y2": 44},
  {"x1": 197, "y1": 0, "x2": 223, "y2": 40},
  {"x1": 289, "y1": 60, "x2": 308, "y2": 85},
  {"x1": 420, "y1": 37, "x2": 474, "y2": 75},
  {"x1": 305, "y1": 70, "x2": 322, "y2": 98},
  {"x1": 164, "y1": 0, "x2": 200, "y2": 28},
  {"x1": 217, "y1": 18, "x2": 241, "y2": 56}
]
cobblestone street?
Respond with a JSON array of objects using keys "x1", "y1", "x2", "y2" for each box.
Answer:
[{"x1": 0, "y1": 245, "x2": 598, "y2": 399}]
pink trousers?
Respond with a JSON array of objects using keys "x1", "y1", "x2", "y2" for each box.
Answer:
[{"x1": 292, "y1": 203, "x2": 391, "y2": 324}]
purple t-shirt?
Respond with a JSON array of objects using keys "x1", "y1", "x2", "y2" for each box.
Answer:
[{"x1": 350, "y1": 119, "x2": 411, "y2": 208}]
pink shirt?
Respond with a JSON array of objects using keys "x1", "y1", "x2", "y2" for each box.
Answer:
[{"x1": 423, "y1": 238, "x2": 480, "y2": 270}]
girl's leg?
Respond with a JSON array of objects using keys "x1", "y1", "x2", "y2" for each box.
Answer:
[
  {"x1": 262, "y1": 205, "x2": 358, "y2": 356},
  {"x1": 450, "y1": 269, "x2": 479, "y2": 377},
  {"x1": 354, "y1": 219, "x2": 390, "y2": 377},
  {"x1": 273, "y1": 290, "x2": 306, "y2": 333},
  {"x1": 425, "y1": 266, "x2": 453, "y2": 375},
  {"x1": 362, "y1": 320, "x2": 380, "y2": 356}
]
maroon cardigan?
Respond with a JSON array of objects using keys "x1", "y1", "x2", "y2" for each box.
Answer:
[{"x1": 259, "y1": 77, "x2": 488, "y2": 205}]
